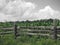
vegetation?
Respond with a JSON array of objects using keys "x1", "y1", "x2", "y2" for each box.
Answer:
[
  {"x1": 0, "y1": 35, "x2": 60, "y2": 45},
  {"x1": 0, "y1": 19, "x2": 60, "y2": 27},
  {"x1": 0, "y1": 19, "x2": 60, "y2": 45}
]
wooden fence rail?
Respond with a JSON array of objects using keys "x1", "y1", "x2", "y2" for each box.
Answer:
[{"x1": 0, "y1": 25, "x2": 60, "y2": 40}]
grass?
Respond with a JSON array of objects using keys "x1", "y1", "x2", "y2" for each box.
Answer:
[
  {"x1": 0, "y1": 19, "x2": 60, "y2": 45},
  {"x1": 0, "y1": 35, "x2": 60, "y2": 45}
]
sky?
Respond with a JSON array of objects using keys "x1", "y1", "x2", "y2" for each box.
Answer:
[
  {"x1": 0, "y1": 0, "x2": 60, "y2": 22},
  {"x1": 25, "y1": 0, "x2": 60, "y2": 10}
]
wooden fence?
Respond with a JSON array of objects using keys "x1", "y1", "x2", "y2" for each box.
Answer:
[{"x1": 0, "y1": 24, "x2": 60, "y2": 40}]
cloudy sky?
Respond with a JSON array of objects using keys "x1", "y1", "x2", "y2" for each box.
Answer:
[
  {"x1": 0, "y1": 0, "x2": 60, "y2": 22},
  {"x1": 26, "y1": 0, "x2": 60, "y2": 10}
]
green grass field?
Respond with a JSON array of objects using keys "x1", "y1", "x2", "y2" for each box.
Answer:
[
  {"x1": 0, "y1": 19, "x2": 60, "y2": 45},
  {"x1": 0, "y1": 35, "x2": 60, "y2": 45}
]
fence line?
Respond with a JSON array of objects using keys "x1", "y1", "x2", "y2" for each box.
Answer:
[{"x1": 0, "y1": 25, "x2": 60, "y2": 40}]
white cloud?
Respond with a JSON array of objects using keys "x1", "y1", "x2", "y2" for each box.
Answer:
[
  {"x1": 38, "y1": 6, "x2": 60, "y2": 19},
  {"x1": 22, "y1": 6, "x2": 60, "y2": 21},
  {"x1": 0, "y1": 0, "x2": 35, "y2": 22},
  {"x1": 0, "y1": 0, "x2": 60, "y2": 22}
]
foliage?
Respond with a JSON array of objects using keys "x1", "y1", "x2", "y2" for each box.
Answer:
[
  {"x1": 0, "y1": 35, "x2": 60, "y2": 45},
  {"x1": 0, "y1": 19, "x2": 60, "y2": 27},
  {"x1": 0, "y1": 19, "x2": 60, "y2": 45}
]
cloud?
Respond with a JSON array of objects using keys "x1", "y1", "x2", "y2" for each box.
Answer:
[
  {"x1": 0, "y1": 0, "x2": 35, "y2": 22},
  {"x1": 0, "y1": 0, "x2": 60, "y2": 22},
  {"x1": 22, "y1": 6, "x2": 60, "y2": 21},
  {"x1": 38, "y1": 6, "x2": 60, "y2": 19}
]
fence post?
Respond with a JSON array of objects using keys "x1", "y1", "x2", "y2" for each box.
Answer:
[
  {"x1": 53, "y1": 26, "x2": 57, "y2": 40},
  {"x1": 14, "y1": 22, "x2": 17, "y2": 39},
  {"x1": 51, "y1": 19, "x2": 57, "y2": 40}
]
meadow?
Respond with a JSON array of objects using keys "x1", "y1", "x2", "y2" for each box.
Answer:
[
  {"x1": 0, "y1": 19, "x2": 60, "y2": 45},
  {"x1": 0, "y1": 35, "x2": 60, "y2": 45}
]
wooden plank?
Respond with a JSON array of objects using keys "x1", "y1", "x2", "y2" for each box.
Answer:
[
  {"x1": 57, "y1": 34, "x2": 60, "y2": 40},
  {"x1": 19, "y1": 30, "x2": 50, "y2": 33},
  {"x1": 19, "y1": 26, "x2": 56, "y2": 30},
  {"x1": 0, "y1": 26, "x2": 60, "y2": 30},
  {"x1": 26, "y1": 33, "x2": 49, "y2": 36},
  {"x1": 57, "y1": 34, "x2": 60, "y2": 37},
  {"x1": 0, "y1": 31, "x2": 14, "y2": 35},
  {"x1": 57, "y1": 29, "x2": 60, "y2": 30},
  {"x1": 18, "y1": 33, "x2": 49, "y2": 36},
  {"x1": 20, "y1": 26, "x2": 60, "y2": 28},
  {"x1": 20, "y1": 26, "x2": 52, "y2": 29},
  {"x1": 0, "y1": 26, "x2": 60, "y2": 29},
  {"x1": 0, "y1": 27, "x2": 14, "y2": 30},
  {"x1": 20, "y1": 30, "x2": 50, "y2": 31}
]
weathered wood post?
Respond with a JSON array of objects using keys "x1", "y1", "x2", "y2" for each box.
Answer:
[
  {"x1": 53, "y1": 19, "x2": 57, "y2": 40},
  {"x1": 14, "y1": 22, "x2": 17, "y2": 39},
  {"x1": 53, "y1": 26, "x2": 57, "y2": 40},
  {"x1": 51, "y1": 19, "x2": 57, "y2": 40}
]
